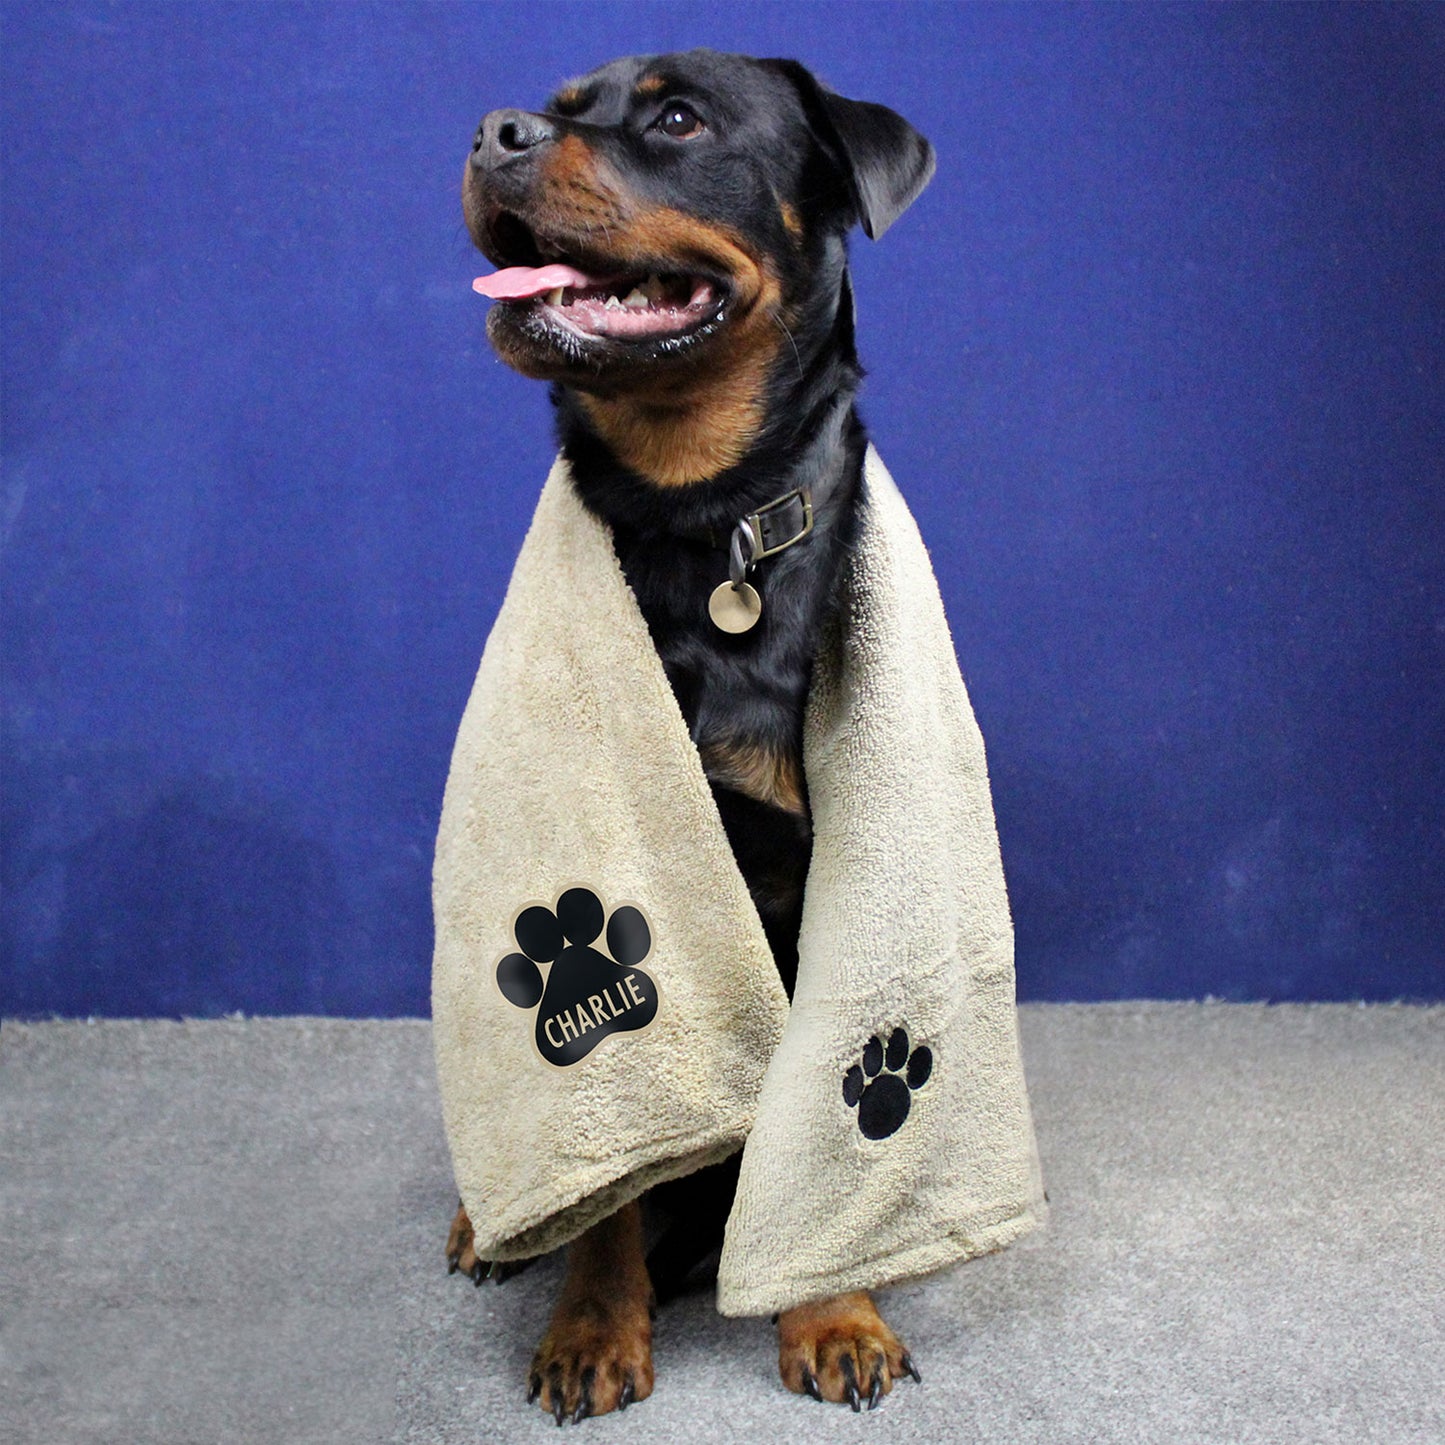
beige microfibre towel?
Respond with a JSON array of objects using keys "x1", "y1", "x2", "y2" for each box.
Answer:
[{"x1": 432, "y1": 447, "x2": 1044, "y2": 1317}]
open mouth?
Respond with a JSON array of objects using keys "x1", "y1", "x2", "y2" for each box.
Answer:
[{"x1": 475, "y1": 263, "x2": 724, "y2": 343}]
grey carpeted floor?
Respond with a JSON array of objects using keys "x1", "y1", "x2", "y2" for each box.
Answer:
[{"x1": 2, "y1": 1005, "x2": 1441, "y2": 1444}]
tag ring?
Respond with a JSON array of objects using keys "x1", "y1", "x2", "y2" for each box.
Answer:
[{"x1": 729, "y1": 519, "x2": 760, "y2": 587}]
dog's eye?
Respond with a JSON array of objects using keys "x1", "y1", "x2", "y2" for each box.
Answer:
[{"x1": 655, "y1": 103, "x2": 705, "y2": 140}]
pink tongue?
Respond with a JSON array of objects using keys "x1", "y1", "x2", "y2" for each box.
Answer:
[{"x1": 472, "y1": 263, "x2": 598, "y2": 300}]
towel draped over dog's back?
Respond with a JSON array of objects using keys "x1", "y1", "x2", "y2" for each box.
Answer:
[{"x1": 432, "y1": 448, "x2": 1043, "y2": 1317}]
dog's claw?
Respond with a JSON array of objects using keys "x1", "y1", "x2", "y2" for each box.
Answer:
[
  {"x1": 527, "y1": 1374, "x2": 541, "y2": 1406},
  {"x1": 548, "y1": 1365, "x2": 565, "y2": 1425},
  {"x1": 901, "y1": 1351, "x2": 922, "y2": 1383},
  {"x1": 469, "y1": 1260, "x2": 485, "y2": 1286},
  {"x1": 447, "y1": 1255, "x2": 459, "y2": 1274},
  {"x1": 867, "y1": 1363, "x2": 884, "y2": 1410},
  {"x1": 802, "y1": 1368, "x2": 822, "y2": 1402},
  {"x1": 840, "y1": 1353, "x2": 862, "y2": 1412},
  {"x1": 619, "y1": 1373, "x2": 635, "y2": 1411},
  {"x1": 571, "y1": 1366, "x2": 595, "y2": 1425}
]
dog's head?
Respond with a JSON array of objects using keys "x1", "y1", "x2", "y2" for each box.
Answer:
[{"x1": 463, "y1": 49, "x2": 934, "y2": 410}]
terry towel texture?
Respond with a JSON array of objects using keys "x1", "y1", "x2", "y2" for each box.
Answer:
[{"x1": 432, "y1": 448, "x2": 1044, "y2": 1317}]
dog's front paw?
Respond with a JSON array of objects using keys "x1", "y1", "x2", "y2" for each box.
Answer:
[
  {"x1": 777, "y1": 1291, "x2": 919, "y2": 1410},
  {"x1": 445, "y1": 1199, "x2": 482, "y2": 1281},
  {"x1": 445, "y1": 1200, "x2": 532, "y2": 1286},
  {"x1": 528, "y1": 1294, "x2": 655, "y2": 1424}
]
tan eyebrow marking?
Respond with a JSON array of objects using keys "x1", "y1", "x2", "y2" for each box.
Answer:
[
  {"x1": 550, "y1": 85, "x2": 593, "y2": 116},
  {"x1": 632, "y1": 75, "x2": 669, "y2": 102}
]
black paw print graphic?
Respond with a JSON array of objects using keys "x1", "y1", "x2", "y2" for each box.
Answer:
[
  {"x1": 843, "y1": 1026, "x2": 932, "y2": 1140},
  {"x1": 495, "y1": 887, "x2": 658, "y2": 1067}
]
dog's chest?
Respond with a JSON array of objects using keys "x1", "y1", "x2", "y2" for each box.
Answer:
[{"x1": 611, "y1": 530, "x2": 822, "y2": 750}]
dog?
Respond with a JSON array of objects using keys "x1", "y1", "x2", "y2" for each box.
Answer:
[{"x1": 446, "y1": 48, "x2": 935, "y2": 1422}]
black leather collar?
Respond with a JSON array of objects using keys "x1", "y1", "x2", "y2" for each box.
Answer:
[{"x1": 686, "y1": 487, "x2": 815, "y2": 563}]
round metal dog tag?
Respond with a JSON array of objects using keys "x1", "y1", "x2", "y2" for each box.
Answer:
[{"x1": 708, "y1": 581, "x2": 762, "y2": 633}]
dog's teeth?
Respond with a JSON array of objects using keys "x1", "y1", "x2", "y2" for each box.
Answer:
[
  {"x1": 622, "y1": 286, "x2": 650, "y2": 310},
  {"x1": 546, "y1": 287, "x2": 565, "y2": 306},
  {"x1": 642, "y1": 274, "x2": 666, "y2": 305},
  {"x1": 604, "y1": 295, "x2": 624, "y2": 311}
]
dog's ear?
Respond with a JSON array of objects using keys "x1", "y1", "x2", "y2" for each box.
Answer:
[{"x1": 765, "y1": 60, "x2": 936, "y2": 240}]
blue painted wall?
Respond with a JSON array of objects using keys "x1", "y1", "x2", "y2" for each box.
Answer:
[{"x1": 3, "y1": 1, "x2": 1441, "y2": 1016}]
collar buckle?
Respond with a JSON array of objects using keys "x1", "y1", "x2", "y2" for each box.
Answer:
[{"x1": 740, "y1": 487, "x2": 814, "y2": 563}]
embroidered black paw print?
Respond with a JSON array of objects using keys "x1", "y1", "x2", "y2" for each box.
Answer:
[
  {"x1": 495, "y1": 887, "x2": 658, "y2": 1068},
  {"x1": 843, "y1": 1027, "x2": 932, "y2": 1140}
]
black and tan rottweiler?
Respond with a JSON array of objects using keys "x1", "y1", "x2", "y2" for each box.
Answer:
[{"x1": 446, "y1": 47, "x2": 935, "y2": 1423}]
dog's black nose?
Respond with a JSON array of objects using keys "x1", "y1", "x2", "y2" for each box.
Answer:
[{"x1": 472, "y1": 109, "x2": 557, "y2": 169}]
